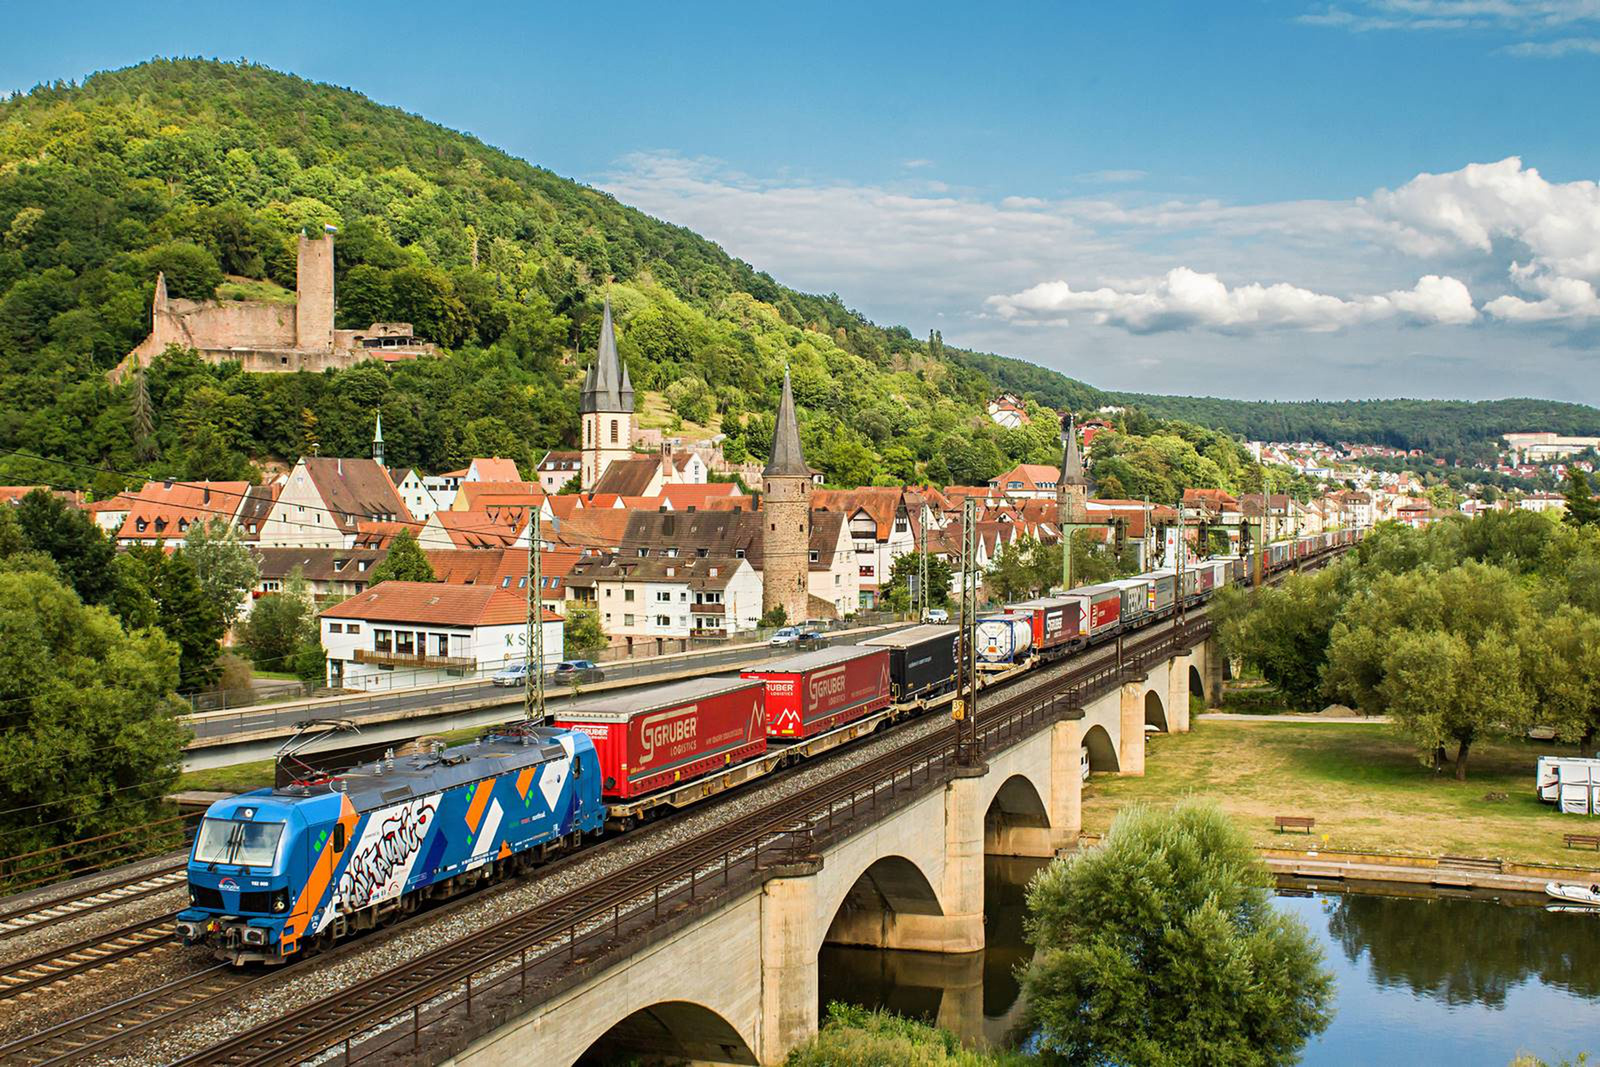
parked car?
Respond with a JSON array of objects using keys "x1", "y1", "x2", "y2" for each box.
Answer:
[
  {"x1": 796, "y1": 630, "x2": 828, "y2": 650},
  {"x1": 490, "y1": 662, "x2": 529, "y2": 687},
  {"x1": 769, "y1": 627, "x2": 800, "y2": 647},
  {"x1": 923, "y1": 608, "x2": 949, "y2": 624},
  {"x1": 552, "y1": 660, "x2": 605, "y2": 684}
]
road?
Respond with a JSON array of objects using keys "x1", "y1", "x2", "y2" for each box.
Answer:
[{"x1": 184, "y1": 624, "x2": 908, "y2": 744}]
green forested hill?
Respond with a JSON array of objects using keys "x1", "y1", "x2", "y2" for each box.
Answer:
[
  {"x1": 1113, "y1": 394, "x2": 1600, "y2": 464},
  {"x1": 0, "y1": 59, "x2": 1590, "y2": 496},
  {"x1": 0, "y1": 58, "x2": 1105, "y2": 491}
]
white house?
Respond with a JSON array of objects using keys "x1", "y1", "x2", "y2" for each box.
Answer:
[
  {"x1": 258, "y1": 457, "x2": 410, "y2": 549},
  {"x1": 563, "y1": 556, "x2": 761, "y2": 649},
  {"x1": 390, "y1": 468, "x2": 443, "y2": 522},
  {"x1": 318, "y1": 581, "x2": 562, "y2": 691}
]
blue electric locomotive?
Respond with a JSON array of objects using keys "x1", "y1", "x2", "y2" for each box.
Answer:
[{"x1": 178, "y1": 723, "x2": 604, "y2": 963}]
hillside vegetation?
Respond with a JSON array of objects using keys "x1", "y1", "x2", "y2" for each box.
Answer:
[
  {"x1": 0, "y1": 59, "x2": 1590, "y2": 497},
  {"x1": 1117, "y1": 395, "x2": 1600, "y2": 463},
  {"x1": 0, "y1": 59, "x2": 1107, "y2": 492}
]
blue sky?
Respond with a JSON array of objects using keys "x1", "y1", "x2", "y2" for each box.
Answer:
[{"x1": 5, "y1": 1, "x2": 1600, "y2": 402}]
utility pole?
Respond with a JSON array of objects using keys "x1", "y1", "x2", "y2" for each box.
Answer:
[
  {"x1": 524, "y1": 508, "x2": 545, "y2": 722},
  {"x1": 1176, "y1": 491, "x2": 1186, "y2": 628},
  {"x1": 918, "y1": 503, "x2": 930, "y2": 621},
  {"x1": 955, "y1": 498, "x2": 981, "y2": 765}
]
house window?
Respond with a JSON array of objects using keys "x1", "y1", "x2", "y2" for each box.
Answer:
[
  {"x1": 333, "y1": 559, "x2": 347, "y2": 572},
  {"x1": 501, "y1": 576, "x2": 511, "y2": 588},
  {"x1": 623, "y1": 614, "x2": 634, "y2": 626},
  {"x1": 809, "y1": 550, "x2": 820, "y2": 562},
  {"x1": 328, "y1": 623, "x2": 343, "y2": 633},
  {"x1": 248, "y1": 523, "x2": 257, "y2": 534},
  {"x1": 435, "y1": 634, "x2": 449, "y2": 656},
  {"x1": 396, "y1": 631, "x2": 416, "y2": 655},
  {"x1": 374, "y1": 629, "x2": 392, "y2": 652},
  {"x1": 625, "y1": 589, "x2": 635, "y2": 602},
  {"x1": 735, "y1": 548, "x2": 745, "y2": 559},
  {"x1": 656, "y1": 590, "x2": 671, "y2": 603},
  {"x1": 656, "y1": 615, "x2": 671, "y2": 627},
  {"x1": 348, "y1": 624, "x2": 360, "y2": 634},
  {"x1": 610, "y1": 419, "x2": 619, "y2": 443}
]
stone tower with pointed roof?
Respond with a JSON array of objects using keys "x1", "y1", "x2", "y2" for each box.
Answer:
[
  {"x1": 1058, "y1": 413, "x2": 1089, "y2": 527},
  {"x1": 371, "y1": 410, "x2": 385, "y2": 467},
  {"x1": 762, "y1": 369, "x2": 813, "y2": 624},
  {"x1": 579, "y1": 296, "x2": 636, "y2": 491}
]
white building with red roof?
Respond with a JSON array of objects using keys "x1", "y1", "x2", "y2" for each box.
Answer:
[{"x1": 317, "y1": 580, "x2": 563, "y2": 691}]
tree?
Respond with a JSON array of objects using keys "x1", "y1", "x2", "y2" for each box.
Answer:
[
  {"x1": 1324, "y1": 562, "x2": 1533, "y2": 778},
  {"x1": 786, "y1": 1004, "x2": 1025, "y2": 1066},
  {"x1": 369, "y1": 529, "x2": 436, "y2": 584},
  {"x1": 0, "y1": 566, "x2": 190, "y2": 861},
  {"x1": 130, "y1": 369, "x2": 158, "y2": 463},
  {"x1": 883, "y1": 552, "x2": 953, "y2": 612},
  {"x1": 760, "y1": 606, "x2": 788, "y2": 628},
  {"x1": 14, "y1": 489, "x2": 117, "y2": 605},
  {"x1": 1524, "y1": 606, "x2": 1600, "y2": 757},
  {"x1": 182, "y1": 518, "x2": 261, "y2": 632},
  {"x1": 132, "y1": 547, "x2": 225, "y2": 690},
  {"x1": 563, "y1": 603, "x2": 606, "y2": 658},
  {"x1": 1563, "y1": 468, "x2": 1600, "y2": 529},
  {"x1": 239, "y1": 567, "x2": 318, "y2": 671},
  {"x1": 1214, "y1": 564, "x2": 1348, "y2": 709},
  {"x1": 1023, "y1": 801, "x2": 1333, "y2": 1067}
]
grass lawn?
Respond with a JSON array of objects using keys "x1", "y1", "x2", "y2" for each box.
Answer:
[
  {"x1": 250, "y1": 669, "x2": 302, "y2": 682},
  {"x1": 1083, "y1": 720, "x2": 1598, "y2": 868}
]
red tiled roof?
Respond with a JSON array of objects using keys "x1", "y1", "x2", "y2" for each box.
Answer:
[
  {"x1": 454, "y1": 482, "x2": 547, "y2": 511},
  {"x1": 319, "y1": 581, "x2": 559, "y2": 626},
  {"x1": 591, "y1": 458, "x2": 662, "y2": 497},
  {"x1": 301, "y1": 458, "x2": 411, "y2": 534},
  {"x1": 812, "y1": 488, "x2": 906, "y2": 541},
  {"x1": 469, "y1": 458, "x2": 523, "y2": 483},
  {"x1": 658, "y1": 483, "x2": 742, "y2": 510},
  {"x1": 118, "y1": 480, "x2": 250, "y2": 540}
]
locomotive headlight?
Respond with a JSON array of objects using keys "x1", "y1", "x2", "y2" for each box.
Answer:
[{"x1": 271, "y1": 889, "x2": 289, "y2": 912}]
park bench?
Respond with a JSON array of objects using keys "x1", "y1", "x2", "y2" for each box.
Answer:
[
  {"x1": 1564, "y1": 833, "x2": 1600, "y2": 851},
  {"x1": 1274, "y1": 815, "x2": 1315, "y2": 834}
]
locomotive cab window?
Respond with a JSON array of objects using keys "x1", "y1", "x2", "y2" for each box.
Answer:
[
  {"x1": 193, "y1": 818, "x2": 285, "y2": 867},
  {"x1": 333, "y1": 823, "x2": 346, "y2": 852}
]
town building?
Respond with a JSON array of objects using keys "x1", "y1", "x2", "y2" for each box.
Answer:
[
  {"x1": 257, "y1": 457, "x2": 411, "y2": 549},
  {"x1": 761, "y1": 369, "x2": 814, "y2": 624},
  {"x1": 253, "y1": 546, "x2": 387, "y2": 604},
  {"x1": 1058, "y1": 415, "x2": 1090, "y2": 528},
  {"x1": 563, "y1": 555, "x2": 762, "y2": 649},
  {"x1": 1519, "y1": 492, "x2": 1568, "y2": 515},
  {"x1": 318, "y1": 581, "x2": 563, "y2": 691},
  {"x1": 536, "y1": 451, "x2": 582, "y2": 495},
  {"x1": 116, "y1": 479, "x2": 250, "y2": 545},
  {"x1": 986, "y1": 393, "x2": 1030, "y2": 429},
  {"x1": 990, "y1": 463, "x2": 1059, "y2": 501},
  {"x1": 580, "y1": 297, "x2": 636, "y2": 492}
]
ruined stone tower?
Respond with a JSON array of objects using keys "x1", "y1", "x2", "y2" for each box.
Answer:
[
  {"x1": 579, "y1": 296, "x2": 635, "y2": 491},
  {"x1": 295, "y1": 231, "x2": 335, "y2": 353},
  {"x1": 762, "y1": 368, "x2": 812, "y2": 625},
  {"x1": 1057, "y1": 413, "x2": 1089, "y2": 527}
]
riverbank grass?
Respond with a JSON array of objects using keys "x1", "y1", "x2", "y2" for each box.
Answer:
[{"x1": 1084, "y1": 720, "x2": 1594, "y2": 867}]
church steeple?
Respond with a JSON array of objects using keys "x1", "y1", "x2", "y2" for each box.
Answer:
[
  {"x1": 1060, "y1": 414, "x2": 1087, "y2": 487},
  {"x1": 371, "y1": 409, "x2": 385, "y2": 467},
  {"x1": 579, "y1": 295, "x2": 629, "y2": 415},
  {"x1": 761, "y1": 367, "x2": 812, "y2": 625},
  {"x1": 1058, "y1": 413, "x2": 1089, "y2": 527}
]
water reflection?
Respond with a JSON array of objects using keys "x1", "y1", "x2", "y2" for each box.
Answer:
[
  {"x1": 818, "y1": 868, "x2": 1600, "y2": 1067},
  {"x1": 817, "y1": 856, "x2": 1045, "y2": 1048},
  {"x1": 1324, "y1": 887, "x2": 1600, "y2": 1006}
]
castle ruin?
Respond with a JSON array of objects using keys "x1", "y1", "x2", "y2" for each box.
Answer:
[{"x1": 114, "y1": 231, "x2": 438, "y2": 380}]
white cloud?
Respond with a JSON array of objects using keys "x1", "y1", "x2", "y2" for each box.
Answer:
[
  {"x1": 1501, "y1": 34, "x2": 1600, "y2": 53},
  {"x1": 1300, "y1": 1, "x2": 1600, "y2": 34},
  {"x1": 1075, "y1": 169, "x2": 1148, "y2": 184},
  {"x1": 986, "y1": 269, "x2": 1476, "y2": 334},
  {"x1": 902, "y1": 158, "x2": 935, "y2": 169}
]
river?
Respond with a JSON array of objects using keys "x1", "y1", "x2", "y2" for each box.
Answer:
[{"x1": 817, "y1": 860, "x2": 1600, "y2": 1065}]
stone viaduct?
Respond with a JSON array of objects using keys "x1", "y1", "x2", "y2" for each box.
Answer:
[{"x1": 441, "y1": 633, "x2": 1221, "y2": 1066}]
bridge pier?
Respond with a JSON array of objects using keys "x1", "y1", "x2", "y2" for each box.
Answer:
[
  {"x1": 1168, "y1": 654, "x2": 1192, "y2": 733},
  {"x1": 1203, "y1": 635, "x2": 1225, "y2": 708},
  {"x1": 1118, "y1": 682, "x2": 1146, "y2": 776},
  {"x1": 759, "y1": 875, "x2": 820, "y2": 1064},
  {"x1": 1049, "y1": 718, "x2": 1082, "y2": 850}
]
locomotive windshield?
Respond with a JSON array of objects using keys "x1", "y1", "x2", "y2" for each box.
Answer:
[{"x1": 193, "y1": 818, "x2": 285, "y2": 867}]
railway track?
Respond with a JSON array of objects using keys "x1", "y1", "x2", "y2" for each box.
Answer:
[
  {"x1": 0, "y1": 913, "x2": 180, "y2": 1002},
  {"x1": 0, "y1": 861, "x2": 187, "y2": 940},
  {"x1": 177, "y1": 619, "x2": 1208, "y2": 1067}
]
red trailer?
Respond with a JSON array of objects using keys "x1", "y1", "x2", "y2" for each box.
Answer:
[
  {"x1": 552, "y1": 677, "x2": 767, "y2": 799},
  {"x1": 1007, "y1": 597, "x2": 1081, "y2": 654},
  {"x1": 1064, "y1": 584, "x2": 1124, "y2": 641},
  {"x1": 742, "y1": 645, "x2": 892, "y2": 740}
]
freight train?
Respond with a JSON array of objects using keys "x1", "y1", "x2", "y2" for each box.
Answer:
[{"x1": 178, "y1": 527, "x2": 1360, "y2": 963}]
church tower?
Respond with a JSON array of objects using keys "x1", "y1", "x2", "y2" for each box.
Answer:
[
  {"x1": 371, "y1": 410, "x2": 385, "y2": 467},
  {"x1": 762, "y1": 369, "x2": 812, "y2": 625},
  {"x1": 579, "y1": 296, "x2": 635, "y2": 491},
  {"x1": 1057, "y1": 413, "x2": 1089, "y2": 527}
]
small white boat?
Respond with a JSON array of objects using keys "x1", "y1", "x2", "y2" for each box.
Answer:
[{"x1": 1545, "y1": 881, "x2": 1600, "y2": 906}]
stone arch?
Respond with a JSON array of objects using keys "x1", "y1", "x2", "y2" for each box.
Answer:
[
  {"x1": 574, "y1": 1000, "x2": 757, "y2": 1066},
  {"x1": 1144, "y1": 689, "x2": 1167, "y2": 733},
  {"x1": 1082, "y1": 723, "x2": 1119, "y2": 773},
  {"x1": 1189, "y1": 663, "x2": 1206, "y2": 705},
  {"x1": 984, "y1": 774, "x2": 1051, "y2": 857},
  {"x1": 823, "y1": 855, "x2": 945, "y2": 951}
]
